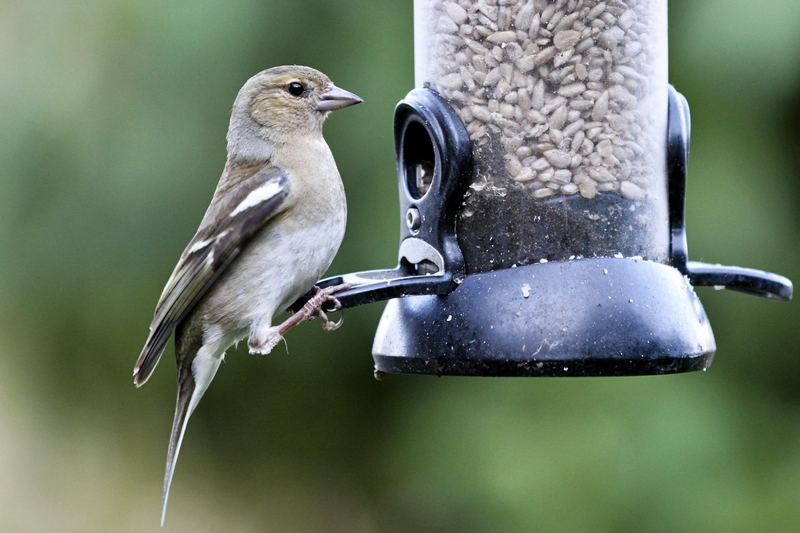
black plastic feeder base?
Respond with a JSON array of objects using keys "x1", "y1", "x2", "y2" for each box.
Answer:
[{"x1": 372, "y1": 257, "x2": 716, "y2": 377}]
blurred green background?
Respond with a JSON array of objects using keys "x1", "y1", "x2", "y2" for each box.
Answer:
[{"x1": 1, "y1": 1, "x2": 799, "y2": 531}]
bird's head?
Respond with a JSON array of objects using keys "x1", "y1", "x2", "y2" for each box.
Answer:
[{"x1": 228, "y1": 65, "x2": 362, "y2": 157}]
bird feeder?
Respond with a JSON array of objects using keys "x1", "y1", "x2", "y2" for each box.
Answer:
[{"x1": 297, "y1": 0, "x2": 792, "y2": 376}]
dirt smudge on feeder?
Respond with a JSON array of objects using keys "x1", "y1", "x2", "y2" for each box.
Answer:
[{"x1": 522, "y1": 283, "x2": 531, "y2": 297}]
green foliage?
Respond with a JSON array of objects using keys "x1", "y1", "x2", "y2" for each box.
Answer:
[{"x1": 0, "y1": 0, "x2": 798, "y2": 531}]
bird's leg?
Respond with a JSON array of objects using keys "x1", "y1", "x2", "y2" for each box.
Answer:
[{"x1": 248, "y1": 283, "x2": 351, "y2": 354}]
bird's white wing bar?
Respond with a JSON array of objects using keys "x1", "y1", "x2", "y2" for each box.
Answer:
[
  {"x1": 133, "y1": 167, "x2": 290, "y2": 386},
  {"x1": 229, "y1": 180, "x2": 283, "y2": 217}
]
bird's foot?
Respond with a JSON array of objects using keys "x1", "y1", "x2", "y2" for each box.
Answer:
[
  {"x1": 271, "y1": 283, "x2": 352, "y2": 338},
  {"x1": 249, "y1": 284, "x2": 351, "y2": 354},
  {"x1": 307, "y1": 284, "x2": 350, "y2": 332},
  {"x1": 248, "y1": 326, "x2": 283, "y2": 354}
]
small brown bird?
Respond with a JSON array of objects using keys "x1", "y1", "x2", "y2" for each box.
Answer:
[{"x1": 132, "y1": 65, "x2": 361, "y2": 525}]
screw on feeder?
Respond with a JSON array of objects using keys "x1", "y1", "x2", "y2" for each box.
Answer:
[{"x1": 406, "y1": 207, "x2": 421, "y2": 234}]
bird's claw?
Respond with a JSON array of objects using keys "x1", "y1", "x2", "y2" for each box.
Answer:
[
  {"x1": 306, "y1": 284, "x2": 349, "y2": 331},
  {"x1": 314, "y1": 307, "x2": 344, "y2": 332}
]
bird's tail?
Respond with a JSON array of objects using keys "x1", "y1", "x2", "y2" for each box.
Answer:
[
  {"x1": 162, "y1": 372, "x2": 194, "y2": 527},
  {"x1": 160, "y1": 314, "x2": 224, "y2": 527}
]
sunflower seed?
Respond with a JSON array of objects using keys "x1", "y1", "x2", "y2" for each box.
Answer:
[{"x1": 422, "y1": 0, "x2": 662, "y2": 201}]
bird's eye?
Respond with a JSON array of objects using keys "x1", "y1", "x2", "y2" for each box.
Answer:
[{"x1": 287, "y1": 82, "x2": 305, "y2": 97}]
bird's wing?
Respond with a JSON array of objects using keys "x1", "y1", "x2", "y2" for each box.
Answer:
[{"x1": 133, "y1": 165, "x2": 291, "y2": 386}]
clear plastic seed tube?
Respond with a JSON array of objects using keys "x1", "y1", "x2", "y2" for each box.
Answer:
[{"x1": 415, "y1": 0, "x2": 669, "y2": 272}]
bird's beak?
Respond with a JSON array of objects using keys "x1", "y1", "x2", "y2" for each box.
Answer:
[{"x1": 316, "y1": 85, "x2": 363, "y2": 111}]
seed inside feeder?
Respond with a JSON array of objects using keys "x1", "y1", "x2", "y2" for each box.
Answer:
[{"x1": 415, "y1": 0, "x2": 669, "y2": 272}]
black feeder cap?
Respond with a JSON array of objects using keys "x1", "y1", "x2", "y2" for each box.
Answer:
[{"x1": 373, "y1": 258, "x2": 714, "y2": 376}]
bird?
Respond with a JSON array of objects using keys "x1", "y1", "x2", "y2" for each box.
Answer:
[{"x1": 132, "y1": 65, "x2": 362, "y2": 525}]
